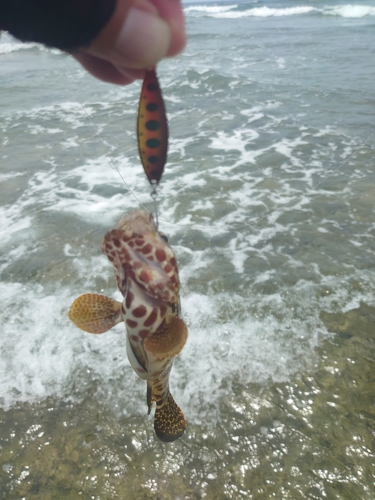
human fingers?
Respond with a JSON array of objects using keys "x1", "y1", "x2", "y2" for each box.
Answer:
[
  {"x1": 147, "y1": 0, "x2": 186, "y2": 57},
  {"x1": 73, "y1": 53, "x2": 137, "y2": 85},
  {"x1": 82, "y1": 0, "x2": 185, "y2": 71}
]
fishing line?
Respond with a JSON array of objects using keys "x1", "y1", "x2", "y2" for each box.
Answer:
[{"x1": 77, "y1": 101, "x2": 150, "y2": 214}]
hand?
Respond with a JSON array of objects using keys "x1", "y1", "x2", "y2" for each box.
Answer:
[{"x1": 73, "y1": 0, "x2": 186, "y2": 84}]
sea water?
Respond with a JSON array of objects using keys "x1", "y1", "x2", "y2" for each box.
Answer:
[{"x1": 0, "y1": 0, "x2": 375, "y2": 498}]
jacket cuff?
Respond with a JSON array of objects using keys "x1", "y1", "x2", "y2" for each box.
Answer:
[{"x1": 0, "y1": 0, "x2": 117, "y2": 51}]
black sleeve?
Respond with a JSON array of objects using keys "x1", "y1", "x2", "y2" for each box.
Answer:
[{"x1": 0, "y1": 0, "x2": 117, "y2": 51}]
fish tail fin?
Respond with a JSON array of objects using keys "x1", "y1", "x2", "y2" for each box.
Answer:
[
  {"x1": 68, "y1": 293, "x2": 123, "y2": 334},
  {"x1": 154, "y1": 392, "x2": 186, "y2": 442}
]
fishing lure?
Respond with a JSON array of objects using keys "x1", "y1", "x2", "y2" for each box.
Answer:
[{"x1": 137, "y1": 69, "x2": 168, "y2": 185}]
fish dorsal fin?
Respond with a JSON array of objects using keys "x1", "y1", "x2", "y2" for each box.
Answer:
[
  {"x1": 68, "y1": 293, "x2": 123, "y2": 334},
  {"x1": 144, "y1": 315, "x2": 188, "y2": 359}
]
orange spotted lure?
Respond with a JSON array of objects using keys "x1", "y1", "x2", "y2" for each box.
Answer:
[{"x1": 137, "y1": 68, "x2": 168, "y2": 185}]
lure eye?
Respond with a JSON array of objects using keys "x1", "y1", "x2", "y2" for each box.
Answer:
[{"x1": 159, "y1": 232, "x2": 168, "y2": 242}]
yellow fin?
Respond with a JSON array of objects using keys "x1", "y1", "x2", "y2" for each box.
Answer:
[
  {"x1": 154, "y1": 393, "x2": 186, "y2": 442},
  {"x1": 68, "y1": 293, "x2": 123, "y2": 334},
  {"x1": 144, "y1": 316, "x2": 188, "y2": 359}
]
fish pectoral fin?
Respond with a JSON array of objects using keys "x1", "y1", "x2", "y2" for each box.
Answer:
[
  {"x1": 144, "y1": 316, "x2": 188, "y2": 359},
  {"x1": 68, "y1": 293, "x2": 123, "y2": 334},
  {"x1": 154, "y1": 393, "x2": 186, "y2": 442}
]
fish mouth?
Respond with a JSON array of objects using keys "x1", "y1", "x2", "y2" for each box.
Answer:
[{"x1": 114, "y1": 209, "x2": 155, "y2": 236}]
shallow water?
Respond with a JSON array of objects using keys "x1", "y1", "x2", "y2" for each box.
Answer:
[
  {"x1": 1, "y1": 303, "x2": 375, "y2": 498},
  {"x1": 1, "y1": 0, "x2": 375, "y2": 497}
]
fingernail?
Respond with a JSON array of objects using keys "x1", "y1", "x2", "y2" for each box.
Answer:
[{"x1": 115, "y1": 8, "x2": 171, "y2": 69}]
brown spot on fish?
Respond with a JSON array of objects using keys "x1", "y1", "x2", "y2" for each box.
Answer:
[
  {"x1": 126, "y1": 291, "x2": 134, "y2": 309},
  {"x1": 126, "y1": 319, "x2": 138, "y2": 329},
  {"x1": 130, "y1": 334, "x2": 139, "y2": 342},
  {"x1": 164, "y1": 264, "x2": 172, "y2": 273},
  {"x1": 144, "y1": 308, "x2": 157, "y2": 327},
  {"x1": 139, "y1": 329, "x2": 149, "y2": 339},
  {"x1": 133, "y1": 305, "x2": 147, "y2": 318},
  {"x1": 113, "y1": 238, "x2": 121, "y2": 248},
  {"x1": 139, "y1": 269, "x2": 150, "y2": 283},
  {"x1": 141, "y1": 243, "x2": 152, "y2": 254},
  {"x1": 156, "y1": 248, "x2": 166, "y2": 262}
]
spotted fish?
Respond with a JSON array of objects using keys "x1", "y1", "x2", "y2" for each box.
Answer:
[{"x1": 68, "y1": 209, "x2": 188, "y2": 442}]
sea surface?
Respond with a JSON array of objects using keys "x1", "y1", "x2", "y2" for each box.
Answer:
[{"x1": 1, "y1": 0, "x2": 375, "y2": 498}]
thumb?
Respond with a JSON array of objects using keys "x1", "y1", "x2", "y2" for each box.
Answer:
[{"x1": 86, "y1": 0, "x2": 185, "y2": 70}]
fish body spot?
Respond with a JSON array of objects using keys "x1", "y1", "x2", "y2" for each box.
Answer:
[
  {"x1": 133, "y1": 305, "x2": 147, "y2": 318},
  {"x1": 139, "y1": 329, "x2": 149, "y2": 339},
  {"x1": 156, "y1": 249, "x2": 166, "y2": 262},
  {"x1": 140, "y1": 270, "x2": 151, "y2": 283},
  {"x1": 141, "y1": 244, "x2": 152, "y2": 254},
  {"x1": 144, "y1": 309, "x2": 157, "y2": 327},
  {"x1": 126, "y1": 319, "x2": 138, "y2": 329},
  {"x1": 164, "y1": 264, "x2": 172, "y2": 273},
  {"x1": 126, "y1": 291, "x2": 134, "y2": 309}
]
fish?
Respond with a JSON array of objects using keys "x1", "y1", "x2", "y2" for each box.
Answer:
[
  {"x1": 137, "y1": 69, "x2": 168, "y2": 185},
  {"x1": 68, "y1": 209, "x2": 188, "y2": 442}
]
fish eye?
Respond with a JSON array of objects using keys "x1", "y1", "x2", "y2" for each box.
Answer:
[{"x1": 159, "y1": 232, "x2": 168, "y2": 242}]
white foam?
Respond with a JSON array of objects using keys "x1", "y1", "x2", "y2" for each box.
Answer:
[
  {"x1": 185, "y1": 3, "x2": 375, "y2": 21},
  {"x1": 184, "y1": 5, "x2": 238, "y2": 14},
  {"x1": 199, "y1": 5, "x2": 317, "y2": 19},
  {"x1": 325, "y1": 4, "x2": 375, "y2": 18}
]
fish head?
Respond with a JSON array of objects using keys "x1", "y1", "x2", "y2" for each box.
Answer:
[{"x1": 101, "y1": 209, "x2": 179, "y2": 304}]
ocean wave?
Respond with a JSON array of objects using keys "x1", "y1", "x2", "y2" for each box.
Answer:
[
  {"x1": 324, "y1": 4, "x2": 375, "y2": 18},
  {"x1": 184, "y1": 4, "x2": 238, "y2": 13},
  {"x1": 0, "y1": 33, "x2": 61, "y2": 54},
  {"x1": 184, "y1": 3, "x2": 375, "y2": 19},
  {"x1": 0, "y1": 41, "x2": 40, "y2": 55},
  {"x1": 185, "y1": 4, "x2": 317, "y2": 18}
]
